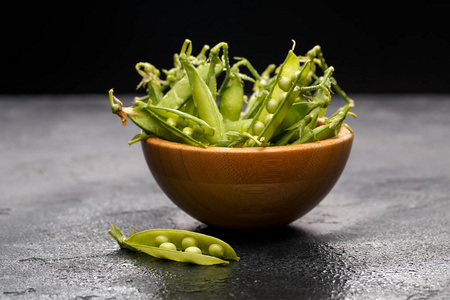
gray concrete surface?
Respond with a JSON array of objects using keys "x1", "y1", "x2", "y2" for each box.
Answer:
[{"x1": 1, "y1": 94, "x2": 449, "y2": 299}]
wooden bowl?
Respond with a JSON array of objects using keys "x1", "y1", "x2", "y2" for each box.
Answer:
[{"x1": 141, "y1": 126, "x2": 353, "y2": 229}]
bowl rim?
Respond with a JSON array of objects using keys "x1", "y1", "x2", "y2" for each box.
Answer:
[{"x1": 143, "y1": 125, "x2": 353, "y2": 154}]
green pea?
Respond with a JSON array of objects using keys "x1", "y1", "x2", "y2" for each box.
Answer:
[
  {"x1": 266, "y1": 99, "x2": 279, "y2": 114},
  {"x1": 252, "y1": 121, "x2": 265, "y2": 135},
  {"x1": 159, "y1": 242, "x2": 177, "y2": 251},
  {"x1": 176, "y1": 117, "x2": 188, "y2": 127},
  {"x1": 155, "y1": 235, "x2": 169, "y2": 247},
  {"x1": 145, "y1": 107, "x2": 210, "y2": 147},
  {"x1": 181, "y1": 237, "x2": 198, "y2": 249},
  {"x1": 278, "y1": 91, "x2": 288, "y2": 102},
  {"x1": 193, "y1": 124, "x2": 204, "y2": 135},
  {"x1": 291, "y1": 70, "x2": 301, "y2": 82},
  {"x1": 166, "y1": 117, "x2": 178, "y2": 127},
  {"x1": 208, "y1": 244, "x2": 224, "y2": 258},
  {"x1": 278, "y1": 76, "x2": 292, "y2": 91},
  {"x1": 185, "y1": 246, "x2": 202, "y2": 254},
  {"x1": 264, "y1": 113, "x2": 274, "y2": 125},
  {"x1": 182, "y1": 126, "x2": 194, "y2": 137}
]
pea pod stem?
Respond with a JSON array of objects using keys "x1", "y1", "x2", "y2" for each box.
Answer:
[
  {"x1": 208, "y1": 42, "x2": 231, "y2": 97},
  {"x1": 109, "y1": 223, "x2": 135, "y2": 247},
  {"x1": 180, "y1": 39, "x2": 193, "y2": 58},
  {"x1": 298, "y1": 66, "x2": 334, "y2": 94},
  {"x1": 231, "y1": 57, "x2": 262, "y2": 82},
  {"x1": 128, "y1": 131, "x2": 150, "y2": 145},
  {"x1": 135, "y1": 62, "x2": 166, "y2": 104},
  {"x1": 314, "y1": 47, "x2": 354, "y2": 105},
  {"x1": 109, "y1": 89, "x2": 122, "y2": 116}
]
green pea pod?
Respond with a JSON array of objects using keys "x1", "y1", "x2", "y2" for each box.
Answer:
[
  {"x1": 241, "y1": 64, "x2": 275, "y2": 120},
  {"x1": 128, "y1": 131, "x2": 150, "y2": 145},
  {"x1": 148, "y1": 81, "x2": 164, "y2": 104},
  {"x1": 274, "y1": 110, "x2": 316, "y2": 146},
  {"x1": 109, "y1": 89, "x2": 180, "y2": 142},
  {"x1": 286, "y1": 106, "x2": 321, "y2": 133},
  {"x1": 147, "y1": 104, "x2": 215, "y2": 136},
  {"x1": 246, "y1": 50, "x2": 308, "y2": 145},
  {"x1": 109, "y1": 224, "x2": 240, "y2": 265},
  {"x1": 272, "y1": 100, "x2": 320, "y2": 138},
  {"x1": 158, "y1": 63, "x2": 222, "y2": 110},
  {"x1": 292, "y1": 101, "x2": 354, "y2": 144},
  {"x1": 224, "y1": 119, "x2": 253, "y2": 134},
  {"x1": 125, "y1": 242, "x2": 230, "y2": 265},
  {"x1": 240, "y1": 90, "x2": 268, "y2": 120},
  {"x1": 214, "y1": 131, "x2": 250, "y2": 147},
  {"x1": 145, "y1": 107, "x2": 210, "y2": 148},
  {"x1": 219, "y1": 73, "x2": 244, "y2": 122},
  {"x1": 125, "y1": 228, "x2": 240, "y2": 261},
  {"x1": 180, "y1": 57, "x2": 227, "y2": 143}
]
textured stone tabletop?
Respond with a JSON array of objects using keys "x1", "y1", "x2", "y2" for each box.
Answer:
[{"x1": 1, "y1": 94, "x2": 449, "y2": 299}]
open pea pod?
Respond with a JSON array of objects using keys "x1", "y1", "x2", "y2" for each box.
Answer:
[
  {"x1": 274, "y1": 112, "x2": 316, "y2": 146},
  {"x1": 145, "y1": 106, "x2": 210, "y2": 148},
  {"x1": 240, "y1": 64, "x2": 275, "y2": 120},
  {"x1": 124, "y1": 243, "x2": 230, "y2": 265},
  {"x1": 271, "y1": 100, "x2": 320, "y2": 138},
  {"x1": 292, "y1": 100, "x2": 355, "y2": 144},
  {"x1": 147, "y1": 103, "x2": 215, "y2": 137},
  {"x1": 224, "y1": 119, "x2": 253, "y2": 134},
  {"x1": 245, "y1": 50, "x2": 310, "y2": 145},
  {"x1": 109, "y1": 224, "x2": 240, "y2": 265}
]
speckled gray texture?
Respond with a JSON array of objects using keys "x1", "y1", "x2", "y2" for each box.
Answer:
[{"x1": 1, "y1": 95, "x2": 449, "y2": 299}]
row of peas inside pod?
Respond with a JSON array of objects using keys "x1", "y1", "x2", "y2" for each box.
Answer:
[
  {"x1": 109, "y1": 39, "x2": 355, "y2": 148},
  {"x1": 109, "y1": 224, "x2": 240, "y2": 265}
]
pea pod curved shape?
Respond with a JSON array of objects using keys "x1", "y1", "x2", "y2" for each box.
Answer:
[
  {"x1": 180, "y1": 58, "x2": 227, "y2": 143},
  {"x1": 109, "y1": 224, "x2": 240, "y2": 265}
]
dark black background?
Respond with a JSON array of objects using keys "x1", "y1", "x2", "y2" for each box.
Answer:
[{"x1": 3, "y1": 1, "x2": 450, "y2": 95}]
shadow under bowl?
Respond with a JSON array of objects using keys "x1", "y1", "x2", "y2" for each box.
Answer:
[{"x1": 142, "y1": 126, "x2": 353, "y2": 230}]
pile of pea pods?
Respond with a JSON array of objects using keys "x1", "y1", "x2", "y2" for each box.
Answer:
[
  {"x1": 109, "y1": 224, "x2": 240, "y2": 265},
  {"x1": 109, "y1": 39, "x2": 355, "y2": 147}
]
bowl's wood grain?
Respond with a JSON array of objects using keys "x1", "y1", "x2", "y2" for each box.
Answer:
[{"x1": 142, "y1": 126, "x2": 353, "y2": 229}]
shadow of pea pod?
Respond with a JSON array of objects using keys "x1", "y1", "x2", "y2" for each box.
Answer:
[{"x1": 193, "y1": 224, "x2": 356, "y2": 299}]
